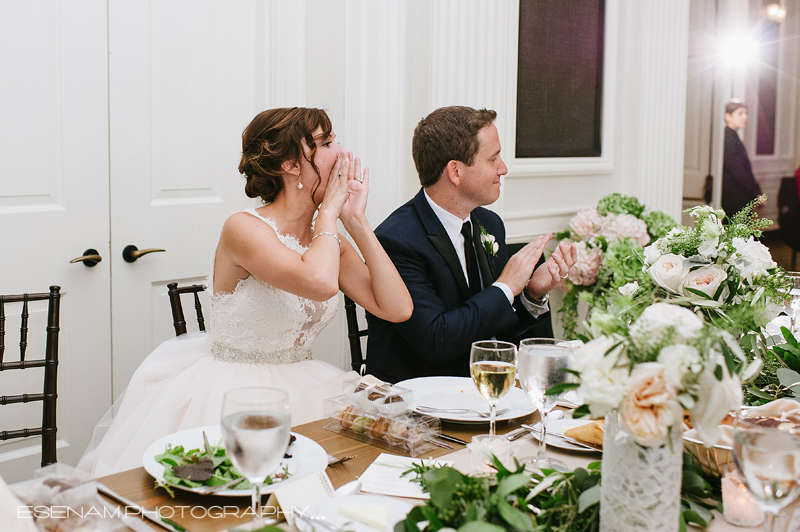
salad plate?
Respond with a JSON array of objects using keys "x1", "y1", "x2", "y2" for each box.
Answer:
[
  {"x1": 396, "y1": 376, "x2": 536, "y2": 423},
  {"x1": 142, "y1": 424, "x2": 327, "y2": 496}
]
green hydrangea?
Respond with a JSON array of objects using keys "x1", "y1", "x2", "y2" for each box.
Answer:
[
  {"x1": 597, "y1": 193, "x2": 645, "y2": 217},
  {"x1": 641, "y1": 210, "x2": 677, "y2": 241},
  {"x1": 602, "y1": 238, "x2": 645, "y2": 289}
]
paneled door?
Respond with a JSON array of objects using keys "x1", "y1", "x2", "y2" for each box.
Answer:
[
  {"x1": 0, "y1": 1, "x2": 112, "y2": 479},
  {"x1": 107, "y1": 1, "x2": 258, "y2": 398}
]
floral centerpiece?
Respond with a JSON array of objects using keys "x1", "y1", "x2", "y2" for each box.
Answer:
[
  {"x1": 564, "y1": 197, "x2": 791, "y2": 531},
  {"x1": 556, "y1": 193, "x2": 677, "y2": 339}
]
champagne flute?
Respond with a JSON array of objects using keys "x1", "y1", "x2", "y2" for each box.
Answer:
[
  {"x1": 518, "y1": 338, "x2": 573, "y2": 469},
  {"x1": 469, "y1": 340, "x2": 518, "y2": 437},
  {"x1": 221, "y1": 387, "x2": 290, "y2": 525},
  {"x1": 733, "y1": 409, "x2": 800, "y2": 532}
]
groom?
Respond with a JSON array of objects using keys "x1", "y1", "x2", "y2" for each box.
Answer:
[{"x1": 366, "y1": 106, "x2": 576, "y2": 383}]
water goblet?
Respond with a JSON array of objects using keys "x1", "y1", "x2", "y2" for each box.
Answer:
[
  {"x1": 518, "y1": 338, "x2": 573, "y2": 470},
  {"x1": 221, "y1": 387, "x2": 290, "y2": 525},
  {"x1": 732, "y1": 409, "x2": 800, "y2": 532},
  {"x1": 783, "y1": 271, "x2": 800, "y2": 334},
  {"x1": 469, "y1": 340, "x2": 518, "y2": 437}
]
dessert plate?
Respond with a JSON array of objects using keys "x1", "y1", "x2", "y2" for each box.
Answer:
[
  {"x1": 142, "y1": 425, "x2": 327, "y2": 496},
  {"x1": 527, "y1": 418, "x2": 602, "y2": 452},
  {"x1": 397, "y1": 376, "x2": 536, "y2": 423}
]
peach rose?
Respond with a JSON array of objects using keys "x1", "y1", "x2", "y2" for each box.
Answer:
[
  {"x1": 682, "y1": 265, "x2": 727, "y2": 299},
  {"x1": 621, "y1": 363, "x2": 683, "y2": 446}
]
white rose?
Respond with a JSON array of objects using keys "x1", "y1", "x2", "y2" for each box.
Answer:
[
  {"x1": 644, "y1": 244, "x2": 662, "y2": 265},
  {"x1": 690, "y1": 360, "x2": 742, "y2": 445},
  {"x1": 657, "y1": 344, "x2": 702, "y2": 389},
  {"x1": 492, "y1": 241, "x2": 499, "y2": 254},
  {"x1": 728, "y1": 236, "x2": 777, "y2": 281},
  {"x1": 648, "y1": 254, "x2": 687, "y2": 294},
  {"x1": 572, "y1": 336, "x2": 629, "y2": 418},
  {"x1": 619, "y1": 281, "x2": 640, "y2": 298},
  {"x1": 630, "y1": 303, "x2": 704, "y2": 346},
  {"x1": 620, "y1": 363, "x2": 683, "y2": 446},
  {"x1": 682, "y1": 265, "x2": 727, "y2": 298}
]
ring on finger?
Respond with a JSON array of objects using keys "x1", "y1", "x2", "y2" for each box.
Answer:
[
  {"x1": 356, "y1": 177, "x2": 363, "y2": 182},
  {"x1": 560, "y1": 272, "x2": 569, "y2": 279}
]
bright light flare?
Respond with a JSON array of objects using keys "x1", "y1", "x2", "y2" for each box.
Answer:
[{"x1": 717, "y1": 33, "x2": 759, "y2": 67}]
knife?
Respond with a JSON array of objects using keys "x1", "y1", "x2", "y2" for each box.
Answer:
[
  {"x1": 97, "y1": 483, "x2": 187, "y2": 532},
  {"x1": 521, "y1": 424, "x2": 601, "y2": 451},
  {"x1": 437, "y1": 433, "x2": 468, "y2": 446}
]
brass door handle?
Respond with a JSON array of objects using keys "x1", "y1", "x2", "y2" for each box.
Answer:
[
  {"x1": 122, "y1": 245, "x2": 166, "y2": 263},
  {"x1": 70, "y1": 249, "x2": 102, "y2": 267}
]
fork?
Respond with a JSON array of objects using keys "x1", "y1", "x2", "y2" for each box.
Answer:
[
  {"x1": 193, "y1": 476, "x2": 246, "y2": 495},
  {"x1": 326, "y1": 454, "x2": 356, "y2": 466},
  {"x1": 294, "y1": 508, "x2": 342, "y2": 532},
  {"x1": 416, "y1": 406, "x2": 509, "y2": 418}
]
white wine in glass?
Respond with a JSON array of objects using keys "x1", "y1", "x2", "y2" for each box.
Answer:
[
  {"x1": 518, "y1": 338, "x2": 573, "y2": 469},
  {"x1": 221, "y1": 387, "x2": 290, "y2": 525},
  {"x1": 733, "y1": 409, "x2": 800, "y2": 532},
  {"x1": 469, "y1": 340, "x2": 518, "y2": 437}
]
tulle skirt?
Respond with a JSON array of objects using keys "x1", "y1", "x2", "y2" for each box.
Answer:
[{"x1": 77, "y1": 332, "x2": 357, "y2": 477}]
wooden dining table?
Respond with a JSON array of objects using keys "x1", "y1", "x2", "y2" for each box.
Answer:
[{"x1": 97, "y1": 413, "x2": 541, "y2": 532}]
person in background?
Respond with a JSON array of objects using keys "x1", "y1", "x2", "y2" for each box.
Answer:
[
  {"x1": 366, "y1": 105, "x2": 576, "y2": 383},
  {"x1": 722, "y1": 99, "x2": 762, "y2": 217}
]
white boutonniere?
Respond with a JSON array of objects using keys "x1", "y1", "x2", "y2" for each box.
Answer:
[{"x1": 478, "y1": 224, "x2": 499, "y2": 257}]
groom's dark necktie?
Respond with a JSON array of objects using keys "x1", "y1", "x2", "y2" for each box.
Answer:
[{"x1": 461, "y1": 221, "x2": 482, "y2": 296}]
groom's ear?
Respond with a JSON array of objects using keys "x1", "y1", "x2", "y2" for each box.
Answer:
[{"x1": 444, "y1": 160, "x2": 461, "y2": 186}]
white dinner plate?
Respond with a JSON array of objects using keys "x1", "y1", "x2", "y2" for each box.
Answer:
[
  {"x1": 295, "y1": 494, "x2": 414, "y2": 532},
  {"x1": 397, "y1": 376, "x2": 536, "y2": 423},
  {"x1": 528, "y1": 418, "x2": 602, "y2": 452},
  {"x1": 142, "y1": 425, "x2": 327, "y2": 496}
]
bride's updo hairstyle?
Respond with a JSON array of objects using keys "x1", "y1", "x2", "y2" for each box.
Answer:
[{"x1": 239, "y1": 107, "x2": 333, "y2": 204}]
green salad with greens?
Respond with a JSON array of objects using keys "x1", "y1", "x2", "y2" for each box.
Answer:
[{"x1": 154, "y1": 432, "x2": 290, "y2": 496}]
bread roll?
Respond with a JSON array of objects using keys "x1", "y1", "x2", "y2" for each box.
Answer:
[{"x1": 564, "y1": 420, "x2": 604, "y2": 447}]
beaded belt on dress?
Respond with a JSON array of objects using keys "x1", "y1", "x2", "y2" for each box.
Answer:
[{"x1": 211, "y1": 342, "x2": 312, "y2": 365}]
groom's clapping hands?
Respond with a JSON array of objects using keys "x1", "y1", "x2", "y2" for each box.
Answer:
[
  {"x1": 526, "y1": 241, "x2": 578, "y2": 300},
  {"x1": 495, "y1": 233, "x2": 553, "y2": 296}
]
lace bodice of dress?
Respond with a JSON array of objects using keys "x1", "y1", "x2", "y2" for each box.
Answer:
[{"x1": 208, "y1": 208, "x2": 339, "y2": 364}]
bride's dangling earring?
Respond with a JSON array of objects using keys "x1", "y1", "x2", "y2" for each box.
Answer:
[{"x1": 297, "y1": 174, "x2": 303, "y2": 190}]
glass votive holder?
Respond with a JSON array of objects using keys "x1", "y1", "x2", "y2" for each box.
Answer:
[
  {"x1": 469, "y1": 434, "x2": 513, "y2": 474},
  {"x1": 722, "y1": 469, "x2": 764, "y2": 527}
]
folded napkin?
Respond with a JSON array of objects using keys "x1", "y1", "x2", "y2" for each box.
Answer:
[{"x1": 358, "y1": 453, "x2": 452, "y2": 499}]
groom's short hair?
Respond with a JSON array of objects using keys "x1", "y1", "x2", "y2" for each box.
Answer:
[{"x1": 412, "y1": 106, "x2": 497, "y2": 188}]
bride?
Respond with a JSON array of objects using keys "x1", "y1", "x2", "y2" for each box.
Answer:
[{"x1": 79, "y1": 107, "x2": 413, "y2": 476}]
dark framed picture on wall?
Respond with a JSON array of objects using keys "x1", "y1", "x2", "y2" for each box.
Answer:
[{"x1": 516, "y1": 0, "x2": 605, "y2": 158}]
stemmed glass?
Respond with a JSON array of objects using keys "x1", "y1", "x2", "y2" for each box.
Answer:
[
  {"x1": 732, "y1": 409, "x2": 800, "y2": 532},
  {"x1": 469, "y1": 340, "x2": 518, "y2": 437},
  {"x1": 221, "y1": 387, "x2": 290, "y2": 525},
  {"x1": 518, "y1": 338, "x2": 573, "y2": 469},
  {"x1": 782, "y1": 271, "x2": 800, "y2": 334}
]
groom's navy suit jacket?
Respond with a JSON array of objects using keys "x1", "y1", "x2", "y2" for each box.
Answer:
[{"x1": 366, "y1": 189, "x2": 552, "y2": 383}]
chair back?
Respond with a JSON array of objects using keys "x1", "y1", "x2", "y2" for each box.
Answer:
[
  {"x1": 167, "y1": 283, "x2": 206, "y2": 337},
  {"x1": 0, "y1": 286, "x2": 61, "y2": 466},
  {"x1": 343, "y1": 296, "x2": 367, "y2": 375}
]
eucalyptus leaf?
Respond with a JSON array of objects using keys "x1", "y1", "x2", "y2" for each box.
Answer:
[
  {"x1": 577, "y1": 484, "x2": 601, "y2": 513},
  {"x1": 496, "y1": 500, "x2": 535, "y2": 531},
  {"x1": 777, "y1": 368, "x2": 800, "y2": 392},
  {"x1": 496, "y1": 473, "x2": 532, "y2": 498}
]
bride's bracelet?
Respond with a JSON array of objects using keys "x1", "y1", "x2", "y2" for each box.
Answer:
[{"x1": 312, "y1": 231, "x2": 341, "y2": 248}]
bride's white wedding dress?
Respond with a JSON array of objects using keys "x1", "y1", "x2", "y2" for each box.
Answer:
[{"x1": 78, "y1": 208, "x2": 359, "y2": 476}]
